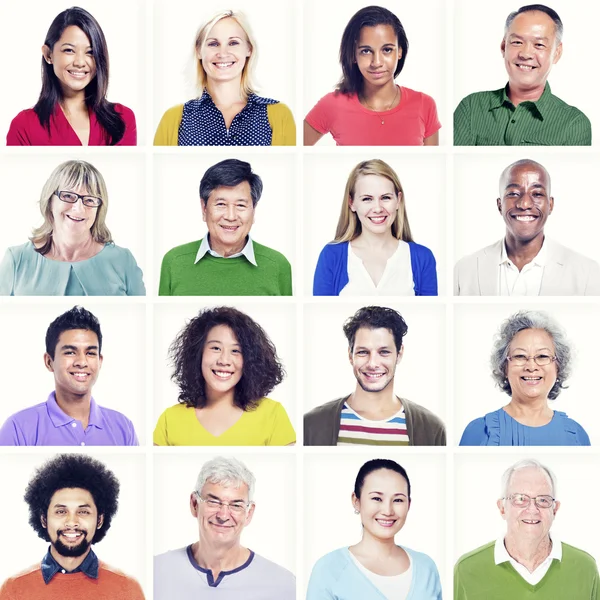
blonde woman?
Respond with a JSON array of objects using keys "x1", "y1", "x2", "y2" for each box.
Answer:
[
  {"x1": 0, "y1": 160, "x2": 145, "y2": 295},
  {"x1": 313, "y1": 159, "x2": 437, "y2": 296},
  {"x1": 154, "y1": 10, "x2": 295, "y2": 146}
]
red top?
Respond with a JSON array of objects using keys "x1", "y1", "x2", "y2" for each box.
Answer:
[
  {"x1": 305, "y1": 86, "x2": 441, "y2": 146},
  {"x1": 6, "y1": 103, "x2": 137, "y2": 146}
]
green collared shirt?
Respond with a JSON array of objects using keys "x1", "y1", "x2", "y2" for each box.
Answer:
[{"x1": 454, "y1": 83, "x2": 591, "y2": 146}]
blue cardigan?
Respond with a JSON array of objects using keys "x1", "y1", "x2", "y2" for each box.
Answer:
[
  {"x1": 459, "y1": 408, "x2": 591, "y2": 446},
  {"x1": 307, "y1": 546, "x2": 442, "y2": 600},
  {"x1": 313, "y1": 241, "x2": 438, "y2": 296}
]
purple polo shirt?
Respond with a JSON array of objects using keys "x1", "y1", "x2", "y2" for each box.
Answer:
[{"x1": 0, "y1": 392, "x2": 139, "y2": 446}]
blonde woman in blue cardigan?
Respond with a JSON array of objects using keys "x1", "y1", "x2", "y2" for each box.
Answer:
[{"x1": 306, "y1": 459, "x2": 442, "y2": 599}]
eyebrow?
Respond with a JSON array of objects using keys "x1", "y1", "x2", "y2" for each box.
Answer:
[
  {"x1": 354, "y1": 345, "x2": 393, "y2": 351},
  {"x1": 206, "y1": 36, "x2": 243, "y2": 42},
  {"x1": 369, "y1": 491, "x2": 408, "y2": 497},
  {"x1": 60, "y1": 344, "x2": 98, "y2": 351},
  {"x1": 508, "y1": 33, "x2": 550, "y2": 41},
  {"x1": 206, "y1": 493, "x2": 246, "y2": 503},
  {"x1": 205, "y1": 339, "x2": 241, "y2": 346},
  {"x1": 60, "y1": 42, "x2": 92, "y2": 49},
  {"x1": 211, "y1": 197, "x2": 250, "y2": 203},
  {"x1": 504, "y1": 183, "x2": 546, "y2": 190},
  {"x1": 511, "y1": 346, "x2": 553, "y2": 352},
  {"x1": 53, "y1": 503, "x2": 93, "y2": 508}
]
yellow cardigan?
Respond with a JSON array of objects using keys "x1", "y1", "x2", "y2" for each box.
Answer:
[{"x1": 153, "y1": 102, "x2": 296, "y2": 146}]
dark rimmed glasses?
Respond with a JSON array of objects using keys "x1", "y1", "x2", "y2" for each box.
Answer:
[{"x1": 56, "y1": 190, "x2": 103, "y2": 208}]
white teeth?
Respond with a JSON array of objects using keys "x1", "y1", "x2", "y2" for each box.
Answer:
[
  {"x1": 214, "y1": 62, "x2": 234, "y2": 69},
  {"x1": 369, "y1": 216, "x2": 386, "y2": 223},
  {"x1": 214, "y1": 371, "x2": 233, "y2": 379},
  {"x1": 515, "y1": 215, "x2": 535, "y2": 221},
  {"x1": 517, "y1": 65, "x2": 534, "y2": 70},
  {"x1": 365, "y1": 373, "x2": 384, "y2": 378}
]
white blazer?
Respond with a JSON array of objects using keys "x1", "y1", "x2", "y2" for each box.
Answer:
[{"x1": 454, "y1": 239, "x2": 600, "y2": 296}]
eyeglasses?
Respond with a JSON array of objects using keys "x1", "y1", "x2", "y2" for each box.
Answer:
[
  {"x1": 504, "y1": 493, "x2": 555, "y2": 509},
  {"x1": 56, "y1": 190, "x2": 103, "y2": 208},
  {"x1": 506, "y1": 353, "x2": 557, "y2": 367},
  {"x1": 195, "y1": 492, "x2": 251, "y2": 514}
]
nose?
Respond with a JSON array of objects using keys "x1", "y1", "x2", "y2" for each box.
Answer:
[
  {"x1": 224, "y1": 204, "x2": 237, "y2": 221},
  {"x1": 518, "y1": 42, "x2": 534, "y2": 59},
  {"x1": 371, "y1": 51, "x2": 383, "y2": 66},
  {"x1": 515, "y1": 193, "x2": 534, "y2": 210},
  {"x1": 216, "y1": 350, "x2": 232, "y2": 366},
  {"x1": 73, "y1": 50, "x2": 87, "y2": 67},
  {"x1": 73, "y1": 351, "x2": 88, "y2": 367}
]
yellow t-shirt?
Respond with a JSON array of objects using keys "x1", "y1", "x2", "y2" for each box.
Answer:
[{"x1": 153, "y1": 398, "x2": 296, "y2": 446}]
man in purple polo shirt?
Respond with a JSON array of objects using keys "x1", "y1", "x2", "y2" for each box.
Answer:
[{"x1": 0, "y1": 306, "x2": 138, "y2": 446}]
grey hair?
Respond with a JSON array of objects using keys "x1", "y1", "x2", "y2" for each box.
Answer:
[
  {"x1": 500, "y1": 458, "x2": 557, "y2": 499},
  {"x1": 505, "y1": 4, "x2": 563, "y2": 44},
  {"x1": 490, "y1": 310, "x2": 571, "y2": 400},
  {"x1": 195, "y1": 456, "x2": 256, "y2": 501}
]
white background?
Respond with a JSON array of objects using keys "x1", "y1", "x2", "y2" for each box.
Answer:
[
  {"x1": 154, "y1": 451, "x2": 295, "y2": 572},
  {"x1": 0, "y1": 152, "x2": 147, "y2": 279},
  {"x1": 153, "y1": 151, "x2": 296, "y2": 295},
  {"x1": 0, "y1": 0, "x2": 147, "y2": 145},
  {"x1": 454, "y1": 152, "x2": 600, "y2": 264},
  {"x1": 0, "y1": 301, "x2": 146, "y2": 444},
  {"x1": 303, "y1": 152, "x2": 446, "y2": 296},
  {"x1": 152, "y1": 0, "x2": 297, "y2": 134},
  {"x1": 455, "y1": 452, "x2": 600, "y2": 561},
  {"x1": 303, "y1": 0, "x2": 447, "y2": 145},
  {"x1": 303, "y1": 301, "x2": 446, "y2": 424},
  {"x1": 454, "y1": 0, "x2": 600, "y2": 143},
  {"x1": 454, "y1": 303, "x2": 600, "y2": 445},
  {"x1": 304, "y1": 452, "x2": 446, "y2": 598},
  {"x1": 153, "y1": 301, "x2": 297, "y2": 432},
  {"x1": 0, "y1": 451, "x2": 146, "y2": 590}
]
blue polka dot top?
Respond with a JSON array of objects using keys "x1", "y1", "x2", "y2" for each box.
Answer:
[{"x1": 178, "y1": 89, "x2": 279, "y2": 146}]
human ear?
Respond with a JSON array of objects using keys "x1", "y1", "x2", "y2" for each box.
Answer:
[
  {"x1": 42, "y1": 45, "x2": 52, "y2": 64},
  {"x1": 44, "y1": 353, "x2": 54, "y2": 373}
]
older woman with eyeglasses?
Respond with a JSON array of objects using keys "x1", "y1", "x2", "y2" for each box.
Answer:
[
  {"x1": 0, "y1": 160, "x2": 145, "y2": 295},
  {"x1": 459, "y1": 310, "x2": 589, "y2": 446}
]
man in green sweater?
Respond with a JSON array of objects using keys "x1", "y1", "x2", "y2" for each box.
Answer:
[
  {"x1": 159, "y1": 159, "x2": 292, "y2": 296},
  {"x1": 454, "y1": 459, "x2": 599, "y2": 599}
]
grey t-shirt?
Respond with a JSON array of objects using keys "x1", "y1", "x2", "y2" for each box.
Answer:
[{"x1": 154, "y1": 545, "x2": 295, "y2": 599}]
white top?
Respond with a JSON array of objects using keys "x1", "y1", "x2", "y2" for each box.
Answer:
[
  {"x1": 499, "y1": 239, "x2": 547, "y2": 296},
  {"x1": 340, "y1": 240, "x2": 415, "y2": 296},
  {"x1": 494, "y1": 534, "x2": 562, "y2": 585},
  {"x1": 349, "y1": 550, "x2": 412, "y2": 600},
  {"x1": 195, "y1": 234, "x2": 257, "y2": 266}
]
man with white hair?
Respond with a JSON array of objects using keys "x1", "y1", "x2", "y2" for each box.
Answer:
[
  {"x1": 153, "y1": 456, "x2": 295, "y2": 599},
  {"x1": 454, "y1": 459, "x2": 600, "y2": 599}
]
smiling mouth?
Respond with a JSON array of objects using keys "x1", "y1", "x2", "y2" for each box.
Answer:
[
  {"x1": 363, "y1": 372, "x2": 385, "y2": 380},
  {"x1": 522, "y1": 519, "x2": 541, "y2": 524},
  {"x1": 70, "y1": 372, "x2": 90, "y2": 381},
  {"x1": 60, "y1": 530, "x2": 85, "y2": 541},
  {"x1": 67, "y1": 70, "x2": 89, "y2": 78},
  {"x1": 67, "y1": 215, "x2": 85, "y2": 222},
  {"x1": 376, "y1": 519, "x2": 397, "y2": 527},
  {"x1": 515, "y1": 64, "x2": 537, "y2": 71},
  {"x1": 213, "y1": 370, "x2": 234, "y2": 380},
  {"x1": 512, "y1": 214, "x2": 538, "y2": 222},
  {"x1": 368, "y1": 215, "x2": 388, "y2": 224},
  {"x1": 213, "y1": 62, "x2": 235, "y2": 69}
]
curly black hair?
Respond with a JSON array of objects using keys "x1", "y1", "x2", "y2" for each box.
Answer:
[
  {"x1": 343, "y1": 306, "x2": 408, "y2": 352},
  {"x1": 24, "y1": 454, "x2": 120, "y2": 544},
  {"x1": 170, "y1": 307, "x2": 284, "y2": 411},
  {"x1": 46, "y1": 306, "x2": 102, "y2": 359}
]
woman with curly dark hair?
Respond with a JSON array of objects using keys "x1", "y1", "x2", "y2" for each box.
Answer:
[{"x1": 153, "y1": 306, "x2": 295, "y2": 446}]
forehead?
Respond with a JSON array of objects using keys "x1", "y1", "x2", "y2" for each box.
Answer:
[
  {"x1": 56, "y1": 328, "x2": 99, "y2": 348},
  {"x1": 55, "y1": 171, "x2": 100, "y2": 197},
  {"x1": 501, "y1": 163, "x2": 549, "y2": 189},
  {"x1": 354, "y1": 174, "x2": 396, "y2": 196},
  {"x1": 200, "y1": 479, "x2": 249, "y2": 499},
  {"x1": 507, "y1": 10, "x2": 557, "y2": 38},
  {"x1": 204, "y1": 324, "x2": 239, "y2": 345},
  {"x1": 55, "y1": 25, "x2": 91, "y2": 46},
  {"x1": 509, "y1": 328, "x2": 555, "y2": 351},
  {"x1": 207, "y1": 181, "x2": 252, "y2": 204},
  {"x1": 507, "y1": 467, "x2": 552, "y2": 495},
  {"x1": 49, "y1": 487, "x2": 97, "y2": 508},
  {"x1": 357, "y1": 23, "x2": 397, "y2": 45},
  {"x1": 353, "y1": 326, "x2": 396, "y2": 349},
  {"x1": 361, "y1": 468, "x2": 408, "y2": 494},
  {"x1": 206, "y1": 17, "x2": 247, "y2": 40}
]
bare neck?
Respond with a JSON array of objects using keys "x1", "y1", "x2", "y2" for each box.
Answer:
[
  {"x1": 349, "y1": 387, "x2": 400, "y2": 415},
  {"x1": 504, "y1": 399, "x2": 553, "y2": 426},
  {"x1": 352, "y1": 230, "x2": 397, "y2": 250},
  {"x1": 60, "y1": 91, "x2": 88, "y2": 116},
  {"x1": 352, "y1": 529, "x2": 399, "y2": 558},
  {"x1": 48, "y1": 235, "x2": 99, "y2": 262},
  {"x1": 504, "y1": 233, "x2": 545, "y2": 271},
  {"x1": 504, "y1": 534, "x2": 552, "y2": 572},
  {"x1": 54, "y1": 391, "x2": 92, "y2": 428},
  {"x1": 507, "y1": 81, "x2": 547, "y2": 106},
  {"x1": 206, "y1": 79, "x2": 246, "y2": 106},
  {"x1": 361, "y1": 80, "x2": 398, "y2": 104}
]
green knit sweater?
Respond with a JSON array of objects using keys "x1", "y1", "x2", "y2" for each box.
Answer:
[
  {"x1": 454, "y1": 541, "x2": 600, "y2": 599},
  {"x1": 159, "y1": 239, "x2": 292, "y2": 296}
]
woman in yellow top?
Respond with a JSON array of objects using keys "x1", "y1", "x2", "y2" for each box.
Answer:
[
  {"x1": 154, "y1": 306, "x2": 295, "y2": 445},
  {"x1": 154, "y1": 10, "x2": 295, "y2": 146}
]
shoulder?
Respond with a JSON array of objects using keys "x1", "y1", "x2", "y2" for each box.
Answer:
[
  {"x1": 98, "y1": 561, "x2": 143, "y2": 589},
  {"x1": 5, "y1": 241, "x2": 34, "y2": 260},
  {"x1": 305, "y1": 397, "x2": 346, "y2": 422},
  {"x1": 456, "y1": 89, "x2": 503, "y2": 109},
  {"x1": 154, "y1": 547, "x2": 188, "y2": 567},
  {"x1": 252, "y1": 397, "x2": 287, "y2": 415},
  {"x1": 162, "y1": 240, "x2": 202, "y2": 262},
  {"x1": 456, "y1": 241, "x2": 501, "y2": 266},
  {"x1": 159, "y1": 404, "x2": 191, "y2": 419},
  {"x1": 547, "y1": 239, "x2": 598, "y2": 267},
  {"x1": 159, "y1": 104, "x2": 185, "y2": 123},
  {"x1": 96, "y1": 403, "x2": 134, "y2": 424},
  {"x1": 408, "y1": 241, "x2": 435, "y2": 261},
  {"x1": 9, "y1": 108, "x2": 37, "y2": 126},
  {"x1": 319, "y1": 242, "x2": 347, "y2": 259},
  {"x1": 561, "y1": 542, "x2": 600, "y2": 569},
  {"x1": 4, "y1": 401, "x2": 47, "y2": 422},
  {"x1": 251, "y1": 553, "x2": 295, "y2": 583},
  {"x1": 546, "y1": 93, "x2": 591, "y2": 121},
  {"x1": 315, "y1": 91, "x2": 356, "y2": 109},
  {"x1": 112, "y1": 103, "x2": 136, "y2": 120},
  {"x1": 401, "y1": 86, "x2": 437, "y2": 107},
  {"x1": 310, "y1": 548, "x2": 351, "y2": 581},
  {"x1": 102, "y1": 243, "x2": 135, "y2": 259},
  {"x1": 0, "y1": 563, "x2": 42, "y2": 591},
  {"x1": 455, "y1": 541, "x2": 495, "y2": 570},
  {"x1": 266, "y1": 101, "x2": 293, "y2": 117},
  {"x1": 403, "y1": 546, "x2": 439, "y2": 572},
  {"x1": 459, "y1": 415, "x2": 490, "y2": 445},
  {"x1": 252, "y1": 241, "x2": 290, "y2": 266},
  {"x1": 402, "y1": 397, "x2": 444, "y2": 427}
]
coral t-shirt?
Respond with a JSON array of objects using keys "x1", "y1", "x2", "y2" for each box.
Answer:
[{"x1": 305, "y1": 86, "x2": 440, "y2": 146}]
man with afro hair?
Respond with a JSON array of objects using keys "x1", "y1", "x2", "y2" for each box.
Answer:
[{"x1": 0, "y1": 453, "x2": 145, "y2": 599}]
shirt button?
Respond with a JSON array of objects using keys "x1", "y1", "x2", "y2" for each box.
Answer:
[
  {"x1": 71, "y1": 423, "x2": 77, "y2": 428},
  {"x1": 61, "y1": 570, "x2": 66, "y2": 574},
  {"x1": 511, "y1": 119, "x2": 516, "y2": 123},
  {"x1": 80, "y1": 442, "x2": 85, "y2": 446}
]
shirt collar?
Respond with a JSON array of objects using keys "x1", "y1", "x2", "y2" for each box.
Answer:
[
  {"x1": 495, "y1": 534, "x2": 562, "y2": 566},
  {"x1": 41, "y1": 547, "x2": 99, "y2": 584},
  {"x1": 198, "y1": 89, "x2": 275, "y2": 106},
  {"x1": 499, "y1": 238, "x2": 547, "y2": 268},
  {"x1": 491, "y1": 82, "x2": 552, "y2": 119},
  {"x1": 194, "y1": 235, "x2": 257, "y2": 266},
  {"x1": 46, "y1": 392, "x2": 103, "y2": 429}
]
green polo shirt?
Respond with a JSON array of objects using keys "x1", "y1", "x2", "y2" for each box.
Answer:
[{"x1": 454, "y1": 83, "x2": 591, "y2": 146}]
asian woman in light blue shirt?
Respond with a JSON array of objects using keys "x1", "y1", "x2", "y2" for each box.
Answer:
[{"x1": 0, "y1": 159, "x2": 145, "y2": 296}]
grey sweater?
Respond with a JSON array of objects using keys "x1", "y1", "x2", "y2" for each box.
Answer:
[{"x1": 303, "y1": 395, "x2": 446, "y2": 446}]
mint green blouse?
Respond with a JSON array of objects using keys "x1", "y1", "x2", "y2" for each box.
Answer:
[{"x1": 0, "y1": 242, "x2": 145, "y2": 296}]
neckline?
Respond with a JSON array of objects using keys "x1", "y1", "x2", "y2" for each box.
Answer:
[
  {"x1": 349, "y1": 239, "x2": 403, "y2": 289},
  {"x1": 56, "y1": 103, "x2": 93, "y2": 146},
  {"x1": 354, "y1": 85, "x2": 404, "y2": 116},
  {"x1": 190, "y1": 405, "x2": 247, "y2": 439},
  {"x1": 32, "y1": 241, "x2": 107, "y2": 264},
  {"x1": 501, "y1": 407, "x2": 556, "y2": 429}
]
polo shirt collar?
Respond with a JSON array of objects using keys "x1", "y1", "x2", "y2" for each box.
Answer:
[
  {"x1": 194, "y1": 235, "x2": 257, "y2": 266},
  {"x1": 41, "y1": 547, "x2": 99, "y2": 584},
  {"x1": 499, "y1": 238, "x2": 548, "y2": 267},
  {"x1": 47, "y1": 391, "x2": 103, "y2": 430},
  {"x1": 494, "y1": 533, "x2": 562, "y2": 566},
  {"x1": 491, "y1": 82, "x2": 553, "y2": 119}
]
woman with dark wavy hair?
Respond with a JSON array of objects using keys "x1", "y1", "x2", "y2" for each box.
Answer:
[
  {"x1": 153, "y1": 307, "x2": 295, "y2": 446},
  {"x1": 6, "y1": 7, "x2": 136, "y2": 146}
]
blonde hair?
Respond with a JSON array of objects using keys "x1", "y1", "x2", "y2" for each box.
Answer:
[
  {"x1": 31, "y1": 160, "x2": 113, "y2": 255},
  {"x1": 194, "y1": 10, "x2": 258, "y2": 98},
  {"x1": 334, "y1": 159, "x2": 414, "y2": 243}
]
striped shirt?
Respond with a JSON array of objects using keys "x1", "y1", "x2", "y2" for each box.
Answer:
[
  {"x1": 454, "y1": 83, "x2": 591, "y2": 146},
  {"x1": 337, "y1": 403, "x2": 410, "y2": 446}
]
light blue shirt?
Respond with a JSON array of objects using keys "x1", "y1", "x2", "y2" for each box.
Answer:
[{"x1": 0, "y1": 241, "x2": 145, "y2": 296}]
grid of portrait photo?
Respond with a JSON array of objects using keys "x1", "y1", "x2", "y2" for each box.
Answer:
[{"x1": 1, "y1": 0, "x2": 599, "y2": 599}]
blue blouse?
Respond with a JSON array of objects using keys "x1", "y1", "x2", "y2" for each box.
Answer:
[
  {"x1": 178, "y1": 90, "x2": 278, "y2": 146},
  {"x1": 459, "y1": 408, "x2": 591, "y2": 446},
  {"x1": 0, "y1": 241, "x2": 145, "y2": 296}
]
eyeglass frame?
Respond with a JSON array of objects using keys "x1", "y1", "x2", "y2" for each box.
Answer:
[
  {"x1": 55, "y1": 190, "x2": 103, "y2": 208},
  {"x1": 503, "y1": 493, "x2": 556, "y2": 509},
  {"x1": 506, "y1": 354, "x2": 557, "y2": 367},
  {"x1": 194, "y1": 491, "x2": 253, "y2": 513}
]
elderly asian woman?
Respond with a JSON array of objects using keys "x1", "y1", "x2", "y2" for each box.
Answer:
[
  {"x1": 0, "y1": 160, "x2": 145, "y2": 295},
  {"x1": 460, "y1": 310, "x2": 590, "y2": 446}
]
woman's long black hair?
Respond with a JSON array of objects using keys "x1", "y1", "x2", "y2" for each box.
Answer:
[{"x1": 34, "y1": 7, "x2": 126, "y2": 145}]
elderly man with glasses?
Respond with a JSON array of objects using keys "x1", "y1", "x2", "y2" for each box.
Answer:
[
  {"x1": 454, "y1": 459, "x2": 600, "y2": 599},
  {"x1": 154, "y1": 456, "x2": 295, "y2": 599}
]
